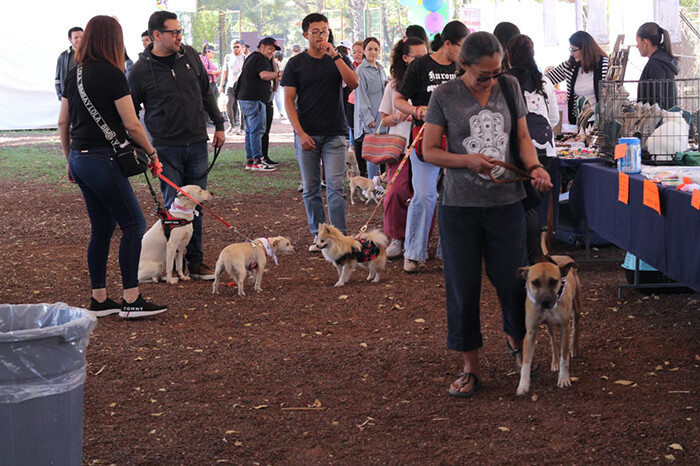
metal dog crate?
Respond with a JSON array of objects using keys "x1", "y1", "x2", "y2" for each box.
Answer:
[{"x1": 598, "y1": 78, "x2": 700, "y2": 164}]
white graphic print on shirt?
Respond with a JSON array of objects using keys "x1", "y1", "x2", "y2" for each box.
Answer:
[{"x1": 462, "y1": 109, "x2": 508, "y2": 180}]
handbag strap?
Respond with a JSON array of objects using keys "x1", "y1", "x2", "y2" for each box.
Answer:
[{"x1": 76, "y1": 64, "x2": 125, "y2": 152}]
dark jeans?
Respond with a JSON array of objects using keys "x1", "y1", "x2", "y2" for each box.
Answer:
[
  {"x1": 439, "y1": 202, "x2": 528, "y2": 352},
  {"x1": 69, "y1": 147, "x2": 146, "y2": 290},
  {"x1": 155, "y1": 142, "x2": 209, "y2": 266},
  {"x1": 225, "y1": 86, "x2": 241, "y2": 128},
  {"x1": 353, "y1": 134, "x2": 367, "y2": 177},
  {"x1": 262, "y1": 100, "x2": 274, "y2": 160}
]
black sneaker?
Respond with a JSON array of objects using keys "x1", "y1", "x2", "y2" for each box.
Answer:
[
  {"x1": 88, "y1": 297, "x2": 121, "y2": 317},
  {"x1": 120, "y1": 295, "x2": 167, "y2": 319},
  {"x1": 262, "y1": 157, "x2": 279, "y2": 166}
]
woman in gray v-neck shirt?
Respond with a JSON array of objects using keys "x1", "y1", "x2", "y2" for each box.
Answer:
[{"x1": 422, "y1": 32, "x2": 552, "y2": 399}]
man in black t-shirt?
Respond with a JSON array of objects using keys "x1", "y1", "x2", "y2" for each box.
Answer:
[
  {"x1": 281, "y1": 13, "x2": 358, "y2": 250},
  {"x1": 129, "y1": 10, "x2": 225, "y2": 281},
  {"x1": 237, "y1": 37, "x2": 281, "y2": 172}
]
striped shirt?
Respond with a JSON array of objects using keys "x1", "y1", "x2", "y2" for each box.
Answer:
[{"x1": 545, "y1": 57, "x2": 608, "y2": 123}]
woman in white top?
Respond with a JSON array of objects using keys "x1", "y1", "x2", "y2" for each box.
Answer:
[
  {"x1": 354, "y1": 37, "x2": 386, "y2": 179},
  {"x1": 378, "y1": 37, "x2": 428, "y2": 258},
  {"x1": 545, "y1": 31, "x2": 608, "y2": 126},
  {"x1": 507, "y1": 34, "x2": 559, "y2": 160}
]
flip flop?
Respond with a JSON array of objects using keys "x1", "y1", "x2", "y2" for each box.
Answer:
[
  {"x1": 506, "y1": 340, "x2": 541, "y2": 377},
  {"x1": 448, "y1": 372, "x2": 482, "y2": 398}
]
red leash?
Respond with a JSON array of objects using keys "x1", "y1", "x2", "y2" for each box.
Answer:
[{"x1": 157, "y1": 173, "x2": 233, "y2": 229}]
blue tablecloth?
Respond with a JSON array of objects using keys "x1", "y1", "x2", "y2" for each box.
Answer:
[
  {"x1": 540, "y1": 157, "x2": 607, "y2": 225},
  {"x1": 570, "y1": 163, "x2": 700, "y2": 292}
]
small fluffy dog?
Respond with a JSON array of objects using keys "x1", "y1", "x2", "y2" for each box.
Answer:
[
  {"x1": 138, "y1": 185, "x2": 213, "y2": 284},
  {"x1": 212, "y1": 236, "x2": 295, "y2": 295},
  {"x1": 515, "y1": 255, "x2": 581, "y2": 395},
  {"x1": 348, "y1": 173, "x2": 386, "y2": 205},
  {"x1": 315, "y1": 223, "x2": 389, "y2": 286},
  {"x1": 345, "y1": 149, "x2": 360, "y2": 178}
]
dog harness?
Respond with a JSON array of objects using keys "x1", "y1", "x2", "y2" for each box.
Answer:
[
  {"x1": 156, "y1": 205, "x2": 195, "y2": 240},
  {"x1": 247, "y1": 238, "x2": 278, "y2": 270},
  {"x1": 527, "y1": 277, "x2": 567, "y2": 309},
  {"x1": 335, "y1": 238, "x2": 380, "y2": 265}
]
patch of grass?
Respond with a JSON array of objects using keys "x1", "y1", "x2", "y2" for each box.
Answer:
[
  {"x1": 0, "y1": 145, "x2": 301, "y2": 196},
  {"x1": 0, "y1": 145, "x2": 73, "y2": 187}
]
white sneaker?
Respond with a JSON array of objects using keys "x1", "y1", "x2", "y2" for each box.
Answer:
[
  {"x1": 386, "y1": 239, "x2": 403, "y2": 258},
  {"x1": 374, "y1": 185, "x2": 386, "y2": 196},
  {"x1": 308, "y1": 235, "x2": 321, "y2": 252}
]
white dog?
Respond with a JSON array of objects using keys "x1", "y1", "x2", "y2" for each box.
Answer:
[{"x1": 138, "y1": 185, "x2": 213, "y2": 284}]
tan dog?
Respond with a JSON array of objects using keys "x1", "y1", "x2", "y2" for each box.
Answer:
[
  {"x1": 516, "y1": 255, "x2": 581, "y2": 395},
  {"x1": 138, "y1": 185, "x2": 213, "y2": 284},
  {"x1": 348, "y1": 172, "x2": 386, "y2": 205},
  {"x1": 315, "y1": 223, "x2": 389, "y2": 286},
  {"x1": 212, "y1": 236, "x2": 295, "y2": 295},
  {"x1": 345, "y1": 149, "x2": 360, "y2": 178}
]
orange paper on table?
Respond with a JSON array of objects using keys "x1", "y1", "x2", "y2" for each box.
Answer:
[
  {"x1": 618, "y1": 172, "x2": 629, "y2": 204},
  {"x1": 692, "y1": 190, "x2": 700, "y2": 210},
  {"x1": 614, "y1": 143, "x2": 627, "y2": 160},
  {"x1": 643, "y1": 179, "x2": 661, "y2": 215}
]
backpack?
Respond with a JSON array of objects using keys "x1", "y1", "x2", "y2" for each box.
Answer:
[{"x1": 521, "y1": 88, "x2": 555, "y2": 158}]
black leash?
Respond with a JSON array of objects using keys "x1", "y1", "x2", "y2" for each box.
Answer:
[{"x1": 159, "y1": 145, "x2": 223, "y2": 181}]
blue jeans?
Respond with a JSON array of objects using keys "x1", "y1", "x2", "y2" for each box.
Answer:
[
  {"x1": 239, "y1": 100, "x2": 266, "y2": 163},
  {"x1": 295, "y1": 134, "x2": 347, "y2": 235},
  {"x1": 367, "y1": 160, "x2": 379, "y2": 179},
  {"x1": 404, "y1": 149, "x2": 440, "y2": 262},
  {"x1": 440, "y1": 202, "x2": 527, "y2": 352},
  {"x1": 69, "y1": 148, "x2": 146, "y2": 290},
  {"x1": 155, "y1": 142, "x2": 209, "y2": 266}
]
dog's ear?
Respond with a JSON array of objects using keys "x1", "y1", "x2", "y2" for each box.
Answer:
[
  {"x1": 516, "y1": 266, "x2": 530, "y2": 279},
  {"x1": 559, "y1": 262, "x2": 578, "y2": 277}
]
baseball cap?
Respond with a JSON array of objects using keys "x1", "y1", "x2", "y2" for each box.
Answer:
[
  {"x1": 204, "y1": 44, "x2": 217, "y2": 53},
  {"x1": 258, "y1": 37, "x2": 281, "y2": 51},
  {"x1": 338, "y1": 40, "x2": 352, "y2": 49}
]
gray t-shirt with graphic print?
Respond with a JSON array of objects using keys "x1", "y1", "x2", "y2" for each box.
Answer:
[{"x1": 426, "y1": 75, "x2": 528, "y2": 208}]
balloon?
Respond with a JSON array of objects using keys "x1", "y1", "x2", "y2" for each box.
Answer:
[
  {"x1": 425, "y1": 12, "x2": 445, "y2": 34},
  {"x1": 422, "y1": 0, "x2": 443, "y2": 12}
]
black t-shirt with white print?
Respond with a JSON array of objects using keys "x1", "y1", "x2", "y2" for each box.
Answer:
[{"x1": 396, "y1": 54, "x2": 457, "y2": 123}]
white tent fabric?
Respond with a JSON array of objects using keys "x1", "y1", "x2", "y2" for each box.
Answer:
[
  {"x1": 654, "y1": 0, "x2": 682, "y2": 42},
  {"x1": 0, "y1": 0, "x2": 195, "y2": 130}
]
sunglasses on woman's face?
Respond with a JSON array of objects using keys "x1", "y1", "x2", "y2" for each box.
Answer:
[{"x1": 474, "y1": 71, "x2": 503, "y2": 82}]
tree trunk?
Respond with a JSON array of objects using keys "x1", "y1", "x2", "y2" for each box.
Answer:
[{"x1": 349, "y1": 0, "x2": 367, "y2": 41}]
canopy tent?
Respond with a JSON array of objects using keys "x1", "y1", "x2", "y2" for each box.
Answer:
[
  {"x1": 0, "y1": 0, "x2": 195, "y2": 130},
  {"x1": 0, "y1": 0, "x2": 684, "y2": 130}
]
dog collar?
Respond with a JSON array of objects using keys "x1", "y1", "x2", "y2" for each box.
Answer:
[
  {"x1": 527, "y1": 277, "x2": 567, "y2": 309},
  {"x1": 259, "y1": 237, "x2": 278, "y2": 265},
  {"x1": 170, "y1": 199, "x2": 199, "y2": 217}
]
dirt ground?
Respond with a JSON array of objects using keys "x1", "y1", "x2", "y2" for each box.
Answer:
[{"x1": 1, "y1": 127, "x2": 699, "y2": 464}]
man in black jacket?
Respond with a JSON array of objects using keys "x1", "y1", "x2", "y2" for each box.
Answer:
[
  {"x1": 128, "y1": 10, "x2": 225, "y2": 280},
  {"x1": 54, "y1": 26, "x2": 82, "y2": 101}
]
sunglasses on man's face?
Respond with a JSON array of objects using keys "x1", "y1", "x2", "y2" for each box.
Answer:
[{"x1": 233, "y1": 45, "x2": 240, "y2": 49}]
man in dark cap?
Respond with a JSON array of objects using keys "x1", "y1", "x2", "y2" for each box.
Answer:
[{"x1": 236, "y1": 37, "x2": 281, "y2": 171}]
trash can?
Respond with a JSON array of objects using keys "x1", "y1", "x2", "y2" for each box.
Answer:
[{"x1": 0, "y1": 303, "x2": 97, "y2": 466}]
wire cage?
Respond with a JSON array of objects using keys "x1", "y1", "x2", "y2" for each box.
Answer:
[{"x1": 598, "y1": 78, "x2": 700, "y2": 164}]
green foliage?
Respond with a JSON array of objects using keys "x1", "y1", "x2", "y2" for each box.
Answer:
[{"x1": 180, "y1": 9, "x2": 221, "y2": 53}]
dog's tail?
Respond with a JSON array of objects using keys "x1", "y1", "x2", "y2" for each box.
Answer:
[
  {"x1": 540, "y1": 230, "x2": 550, "y2": 257},
  {"x1": 361, "y1": 229, "x2": 389, "y2": 248}
]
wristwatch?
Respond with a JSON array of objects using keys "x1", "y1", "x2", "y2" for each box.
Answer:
[{"x1": 333, "y1": 54, "x2": 342, "y2": 61}]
